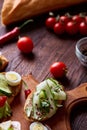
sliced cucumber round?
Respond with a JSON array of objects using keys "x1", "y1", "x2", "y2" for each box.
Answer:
[{"x1": 0, "y1": 74, "x2": 12, "y2": 96}]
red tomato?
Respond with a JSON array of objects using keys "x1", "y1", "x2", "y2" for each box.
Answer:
[
  {"x1": 45, "y1": 17, "x2": 56, "y2": 29},
  {"x1": 66, "y1": 21, "x2": 78, "y2": 35},
  {"x1": 85, "y1": 16, "x2": 87, "y2": 23},
  {"x1": 50, "y1": 62, "x2": 67, "y2": 78},
  {"x1": 72, "y1": 15, "x2": 85, "y2": 24},
  {"x1": 0, "y1": 96, "x2": 7, "y2": 107},
  {"x1": 25, "y1": 89, "x2": 31, "y2": 99},
  {"x1": 79, "y1": 21, "x2": 87, "y2": 35},
  {"x1": 59, "y1": 15, "x2": 71, "y2": 24},
  {"x1": 17, "y1": 37, "x2": 34, "y2": 53},
  {"x1": 53, "y1": 22, "x2": 65, "y2": 35}
]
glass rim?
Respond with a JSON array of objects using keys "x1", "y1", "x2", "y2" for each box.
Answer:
[{"x1": 76, "y1": 37, "x2": 87, "y2": 58}]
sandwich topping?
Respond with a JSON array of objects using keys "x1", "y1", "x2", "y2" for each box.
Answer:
[
  {"x1": 24, "y1": 78, "x2": 66, "y2": 121},
  {"x1": 0, "y1": 96, "x2": 12, "y2": 119},
  {"x1": 0, "y1": 120, "x2": 21, "y2": 130},
  {"x1": 0, "y1": 71, "x2": 21, "y2": 119},
  {"x1": 30, "y1": 122, "x2": 50, "y2": 130},
  {"x1": 5, "y1": 71, "x2": 22, "y2": 86}
]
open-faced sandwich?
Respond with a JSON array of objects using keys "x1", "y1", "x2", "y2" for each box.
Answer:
[
  {"x1": 1, "y1": 0, "x2": 87, "y2": 25},
  {"x1": 24, "y1": 78, "x2": 66, "y2": 121},
  {"x1": 0, "y1": 71, "x2": 22, "y2": 119},
  {"x1": 0, "y1": 120, "x2": 21, "y2": 130}
]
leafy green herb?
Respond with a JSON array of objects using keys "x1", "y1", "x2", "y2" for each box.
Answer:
[
  {"x1": 41, "y1": 100, "x2": 50, "y2": 113},
  {"x1": 0, "y1": 101, "x2": 12, "y2": 119}
]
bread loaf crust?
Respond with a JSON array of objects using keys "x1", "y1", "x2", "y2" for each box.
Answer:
[{"x1": 1, "y1": 0, "x2": 87, "y2": 25}]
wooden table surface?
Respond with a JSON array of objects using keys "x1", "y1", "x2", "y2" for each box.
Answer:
[{"x1": 0, "y1": 1, "x2": 87, "y2": 130}]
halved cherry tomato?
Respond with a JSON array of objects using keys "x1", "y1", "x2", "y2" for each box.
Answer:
[
  {"x1": 0, "y1": 96, "x2": 7, "y2": 107},
  {"x1": 54, "y1": 22, "x2": 65, "y2": 35},
  {"x1": 45, "y1": 17, "x2": 56, "y2": 29},
  {"x1": 50, "y1": 62, "x2": 67, "y2": 78},
  {"x1": 79, "y1": 21, "x2": 87, "y2": 35},
  {"x1": 17, "y1": 37, "x2": 34, "y2": 53}
]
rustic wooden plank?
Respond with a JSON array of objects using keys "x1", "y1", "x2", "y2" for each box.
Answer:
[{"x1": 0, "y1": 0, "x2": 87, "y2": 130}]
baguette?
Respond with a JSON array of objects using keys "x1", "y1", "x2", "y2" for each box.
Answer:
[
  {"x1": 24, "y1": 78, "x2": 66, "y2": 122},
  {"x1": 1, "y1": 0, "x2": 87, "y2": 25}
]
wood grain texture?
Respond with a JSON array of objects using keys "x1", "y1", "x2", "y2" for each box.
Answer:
[{"x1": 0, "y1": 0, "x2": 87, "y2": 130}]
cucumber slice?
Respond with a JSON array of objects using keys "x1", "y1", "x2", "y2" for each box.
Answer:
[
  {"x1": 47, "y1": 78, "x2": 63, "y2": 92},
  {"x1": 52, "y1": 91, "x2": 66, "y2": 100},
  {"x1": 39, "y1": 90, "x2": 46, "y2": 99},
  {"x1": 58, "y1": 91, "x2": 66, "y2": 100},
  {"x1": 0, "y1": 74, "x2": 12, "y2": 96},
  {"x1": 36, "y1": 80, "x2": 57, "y2": 118},
  {"x1": 47, "y1": 78, "x2": 66, "y2": 100},
  {"x1": 52, "y1": 91, "x2": 59, "y2": 100}
]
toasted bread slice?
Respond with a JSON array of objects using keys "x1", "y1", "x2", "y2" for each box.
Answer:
[
  {"x1": 1, "y1": 0, "x2": 87, "y2": 25},
  {"x1": 23, "y1": 76, "x2": 66, "y2": 122},
  {"x1": 7, "y1": 81, "x2": 22, "y2": 105},
  {"x1": 0, "y1": 72, "x2": 22, "y2": 105}
]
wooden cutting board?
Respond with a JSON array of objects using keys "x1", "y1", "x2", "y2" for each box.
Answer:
[{"x1": 10, "y1": 75, "x2": 87, "y2": 130}]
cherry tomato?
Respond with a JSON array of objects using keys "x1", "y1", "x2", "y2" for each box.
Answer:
[
  {"x1": 17, "y1": 37, "x2": 34, "y2": 53},
  {"x1": 59, "y1": 15, "x2": 71, "y2": 24},
  {"x1": 50, "y1": 62, "x2": 67, "y2": 78},
  {"x1": 72, "y1": 15, "x2": 85, "y2": 24},
  {"x1": 0, "y1": 96, "x2": 7, "y2": 107},
  {"x1": 79, "y1": 21, "x2": 87, "y2": 35},
  {"x1": 25, "y1": 89, "x2": 31, "y2": 98},
  {"x1": 53, "y1": 22, "x2": 65, "y2": 35},
  {"x1": 66, "y1": 21, "x2": 78, "y2": 35},
  {"x1": 45, "y1": 17, "x2": 56, "y2": 29},
  {"x1": 85, "y1": 16, "x2": 87, "y2": 23}
]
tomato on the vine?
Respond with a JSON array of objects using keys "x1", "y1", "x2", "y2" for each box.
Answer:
[
  {"x1": 72, "y1": 15, "x2": 85, "y2": 24},
  {"x1": 45, "y1": 17, "x2": 56, "y2": 29},
  {"x1": 53, "y1": 22, "x2": 65, "y2": 35},
  {"x1": 50, "y1": 62, "x2": 67, "y2": 78},
  {"x1": 79, "y1": 21, "x2": 87, "y2": 35},
  {"x1": 66, "y1": 21, "x2": 78, "y2": 35},
  {"x1": 85, "y1": 16, "x2": 87, "y2": 23},
  {"x1": 59, "y1": 15, "x2": 71, "y2": 24},
  {"x1": 0, "y1": 96, "x2": 7, "y2": 107},
  {"x1": 17, "y1": 36, "x2": 34, "y2": 53}
]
